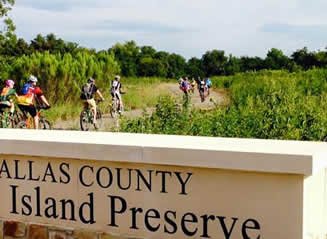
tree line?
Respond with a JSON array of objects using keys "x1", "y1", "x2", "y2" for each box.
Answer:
[{"x1": 1, "y1": 33, "x2": 327, "y2": 78}]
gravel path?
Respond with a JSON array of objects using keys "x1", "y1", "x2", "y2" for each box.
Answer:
[{"x1": 53, "y1": 83, "x2": 226, "y2": 131}]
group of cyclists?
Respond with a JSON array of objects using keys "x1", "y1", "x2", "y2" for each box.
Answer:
[
  {"x1": 179, "y1": 76, "x2": 212, "y2": 102},
  {"x1": 0, "y1": 75, "x2": 51, "y2": 129},
  {"x1": 80, "y1": 75, "x2": 123, "y2": 129},
  {"x1": 0, "y1": 74, "x2": 124, "y2": 129},
  {"x1": 0, "y1": 73, "x2": 212, "y2": 130}
]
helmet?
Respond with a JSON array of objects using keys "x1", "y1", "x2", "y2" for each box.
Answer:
[
  {"x1": 114, "y1": 75, "x2": 121, "y2": 81},
  {"x1": 28, "y1": 75, "x2": 38, "y2": 83},
  {"x1": 88, "y1": 77, "x2": 95, "y2": 83},
  {"x1": 5, "y1": 79, "x2": 14, "y2": 87}
]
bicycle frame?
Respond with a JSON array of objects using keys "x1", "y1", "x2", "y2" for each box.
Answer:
[
  {"x1": 110, "y1": 94, "x2": 122, "y2": 118},
  {"x1": 80, "y1": 99, "x2": 103, "y2": 131},
  {"x1": 0, "y1": 111, "x2": 11, "y2": 128},
  {"x1": 17, "y1": 107, "x2": 51, "y2": 129},
  {"x1": 0, "y1": 105, "x2": 21, "y2": 128}
]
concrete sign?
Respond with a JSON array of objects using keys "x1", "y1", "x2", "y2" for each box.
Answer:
[{"x1": 0, "y1": 129, "x2": 326, "y2": 239}]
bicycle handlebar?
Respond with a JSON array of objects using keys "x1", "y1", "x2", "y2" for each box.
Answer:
[{"x1": 36, "y1": 105, "x2": 51, "y2": 110}]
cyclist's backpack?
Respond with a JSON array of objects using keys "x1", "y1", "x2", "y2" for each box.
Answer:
[
  {"x1": 21, "y1": 83, "x2": 32, "y2": 95},
  {"x1": 80, "y1": 83, "x2": 93, "y2": 100}
]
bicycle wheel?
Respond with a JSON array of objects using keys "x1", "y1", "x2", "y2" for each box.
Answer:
[
  {"x1": 39, "y1": 118, "x2": 51, "y2": 130},
  {"x1": 200, "y1": 90, "x2": 205, "y2": 102},
  {"x1": 0, "y1": 113, "x2": 13, "y2": 128},
  {"x1": 0, "y1": 115, "x2": 4, "y2": 128},
  {"x1": 16, "y1": 120, "x2": 27, "y2": 129},
  {"x1": 11, "y1": 111, "x2": 23, "y2": 128},
  {"x1": 97, "y1": 109, "x2": 103, "y2": 128},
  {"x1": 110, "y1": 101, "x2": 118, "y2": 119},
  {"x1": 80, "y1": 110, "x2": 92, "y2": 131}
]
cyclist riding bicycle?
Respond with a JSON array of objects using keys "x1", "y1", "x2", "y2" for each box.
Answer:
[
  {"x1": 205, "y1": 77, "x2": 212, "y2": 96},
  {"x1": 196, "y1": 77, "x2": 207, "y2": 102},
  {"x1": 179, "y1": 77, "x2": 190, "y2": 96},
  {"x1": 17, "y1": 75, "x2": 51, "y2": 129},
  {"x1": 190, "y1": 77, "x2": 196, "y2": 94},
  {"x1": 80, "y1": 77, "x2": 104, "y2": 129},
  {"x1": 110, "y1": 75, "x2": 123, "y2": 113},
  {"x1": 0, "y1": 79, "x2": 17, "y2": 115}
]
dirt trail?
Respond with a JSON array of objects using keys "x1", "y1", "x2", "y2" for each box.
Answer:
[{"x1": 53, "y1": 83, "x2": 226, "y2": 131}]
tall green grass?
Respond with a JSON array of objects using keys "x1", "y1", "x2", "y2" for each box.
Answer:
[{"x1": 120, "y1": 69, "x2": 327, "y2": 141}]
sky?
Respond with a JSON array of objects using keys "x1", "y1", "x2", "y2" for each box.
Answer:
[{"x1": 8, "y1": 0, "x2": 327, "y2": 59}]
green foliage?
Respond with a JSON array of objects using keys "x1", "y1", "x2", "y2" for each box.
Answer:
[
  {"x1": 0, "y1": 0, "x2": 14, "y2": 17},
  {"x1": 121, "y1": 69, "x2": 327, "y2": 141},
  {"x1": 202, "y1": 50, "x2": 227, "y2": 76},
  {"x1": 121, "y1": 95, "x2": 189, "y2": 135},
  {"x1": 265, "y1": 48, "x2": 290, "y2": 70},
  {"x1": 1, "y1": 51, "x2": 120, "y2": 104}
]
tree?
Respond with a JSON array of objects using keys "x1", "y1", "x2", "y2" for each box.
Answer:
[
  {"x1": 0, "y1": 0, "x2": 16, "y2": 55},
  {"x1": 167, "y1": 53, "x2": 186, "y2": 78},
  {"x1": 225, "y1": 55, "x2": 241, "y2": 75},
  {"x1": 202, "y1": 50, "x2": 227, "y2": 76},
  {"x1": 153, "y1": 51, "x2": 169, "y2": 77},
  {"x1": 138, "y1": 57, "x2": 166, "y2": 77},
  {"x1": 240, "y1": 56, "x2": 265, "y2": 72},
  {"x1": 0, "y1": 1, "x2": 15, "y2": 40},
  {"x1": 186, "y1": 57, "x2": 204, "y2": 77},
  {"x1": 140, "y1": 46, "x2": 156, "y2": 58},
  {"x1": 30, "y1": 34, "x2": 46, "y2": 51},
  {"x1": 109, "y1": 41, "x2": 140, "y2": 76},
  {"x1": 0, "y1": 0, "x2": 14, "y2": 17},
  {"x1": 264, "y1": 48, "x2": 290, "y2": 70},
  {"x1": 291, "y1": 47, "x2": 318, "y2": 70},
  {"x1": 315, "y1": 49, "x2": 327, "y2": 68}
]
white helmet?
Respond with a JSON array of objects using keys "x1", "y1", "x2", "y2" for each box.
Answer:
[{"x1": 28, "y1": 75, "x2": 38, "y2": 83}]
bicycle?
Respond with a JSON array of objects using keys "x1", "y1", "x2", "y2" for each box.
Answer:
[
  {"x1": 16, "y1": 106, "x2": 51, "y2": 129},
  {"x1": 199, "y1": 88, "x2": 206, "y2": 102},
  {"x1": 110, "y1": 92, "x2": 124, "y2": 119},
  {"x1": 0, "y1": 106, "x2": 24, "y2": 128},
  {"x1": 80, "y1": 99, "x2": 103, "y2": 131},
  {"x1": 0, "y1": 110, "x2": 14, "y2": 128}
]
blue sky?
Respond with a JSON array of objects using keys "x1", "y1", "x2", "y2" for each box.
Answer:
[{"x1": 9, "y1": 0, "x2": 327, "y2": 59}]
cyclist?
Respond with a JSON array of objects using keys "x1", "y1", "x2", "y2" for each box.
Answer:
[
  {"x1": 205, "y1": 77, "x2": 212, "y2": 96},
  {"x1": 0, "y1": 79, "x2": 18, "y2": 115},
  {"x1": 17, "y1": 75, "x2": 51, "y2": 129},
  {"x1": 110, "y1": 75, "x2": 123, "y2": 113},
  {"x1": 179, "y1": 77, "x2": 190, "y2": 96},
  {"x1": 80, "y1": 77, "x2": 104, "y2": 129},
  {"x1": 196, "y1": 77, "x2": 207, "y2": 102},
  {"x1": 190, "y1": 77, "x2": 196, "y2": 94}
]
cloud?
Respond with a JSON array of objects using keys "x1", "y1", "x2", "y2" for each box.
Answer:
[
  {"x1": 92, "y1": 20, "x2": 194, "y2": 34},
  {"x1": 261, "y1": 23, "x2": 327, "y2": 35},
  {"x1": 9, "y1": 0, "x2": 327, "y2": 59},
  {"x1": 16, "y1": 0, "x2": 78, "y2": 11},
  {"x1": 260, "y1": 23, "x2": 327, "y2": 50}
]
